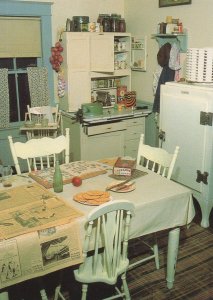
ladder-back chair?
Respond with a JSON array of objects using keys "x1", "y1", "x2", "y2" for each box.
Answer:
[
  {"x1": 73, "y1": 200, "x2": 135, "y2": 300},
  {"x1": 8, "y1": 128, "x2": 69, "y2": 175},
  {"x1": 129, "y1": 134, "x2": 179, "y2": 271},
  {"x1": 24, "y1": 104, "x2": 61, "y2": 139}
]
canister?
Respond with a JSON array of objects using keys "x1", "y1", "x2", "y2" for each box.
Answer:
[{"x1": 72, "y1": 16, "x2": 89, "y2": 32}]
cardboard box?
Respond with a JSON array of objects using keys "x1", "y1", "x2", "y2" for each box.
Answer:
[{"x1": 113, "y1": 157, "x2": 136, "y2": 176}]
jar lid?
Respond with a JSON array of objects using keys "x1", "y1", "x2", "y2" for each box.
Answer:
[{"x1": 72, "y1": 16, "x2": 89, "y2": 23}]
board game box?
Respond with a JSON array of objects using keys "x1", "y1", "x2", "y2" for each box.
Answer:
[{"x1": 29, "y1": 161, "x2": 107, "y2": 188}]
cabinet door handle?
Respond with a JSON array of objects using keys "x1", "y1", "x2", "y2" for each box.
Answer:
[{"x1": 107, "y1": 127, "x2": 112, "y2": 130}]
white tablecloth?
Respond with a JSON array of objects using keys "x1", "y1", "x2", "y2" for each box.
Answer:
[
  {"x1": 0, "y1": 166, "x2": 195, "y2": 290},
  {"x1": 60, "y1": 166, "x2": 195, "y2": 241}
]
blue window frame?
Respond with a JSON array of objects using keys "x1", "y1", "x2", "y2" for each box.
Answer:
[{"x1": 0, "y1": 0, "x2": 54, "y2": 125}]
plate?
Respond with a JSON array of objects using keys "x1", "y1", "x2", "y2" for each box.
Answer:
[
  {"x1": 73, "y1": 190, "x2": 111, "y2": 206},
  {"x1": 108, "y1": 181, "x2": 136, "y2": 193}
]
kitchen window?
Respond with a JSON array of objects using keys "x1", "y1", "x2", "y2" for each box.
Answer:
[
  {"x1": 0, "y1": 4, "x2": 53, "y2": 128},
  {"x1": 0, "y1": 57, "x2": 38, "y2": 123},
  {"x1": 0, "y1": 16, "x2": 42, "y2": 125}
]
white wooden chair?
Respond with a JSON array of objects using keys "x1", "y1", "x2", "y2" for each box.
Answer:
[
  {"x1": 24, "y1": 104, "x2": 61, "y2": 139},
  {"x1": 137, "y1": 134, "x2": 179, "y2": 180},
  {"x1": 128, "y1": 134, "x2": 179, "y2": 271},
  {"x1": 8, "y1": 128, "x2": 69, "y2": 175},
  {"x1": 72, "y1": 200, "x2": 135, "y2": 300},
  {"x1": 8, "y1": 128, "x2": 69, "y2": 300}
]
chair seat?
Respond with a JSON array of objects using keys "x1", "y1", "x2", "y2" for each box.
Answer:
[{"x1": 74, "y1": 254, "x2": 129, "y2": 285}]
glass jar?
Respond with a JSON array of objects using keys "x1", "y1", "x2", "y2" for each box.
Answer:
[
  {"x1": 97, "y1": 14, "x2": 109, "y2": 26},
  {"x1": 110, "y1": 15, "x2": 119, "y2": 32},
  {"x1": 119, "y1": 18, "x2": 126, "y2": 32},
  {"x1": 102, "y1": 16, "x2": 111, "y2": 32}
]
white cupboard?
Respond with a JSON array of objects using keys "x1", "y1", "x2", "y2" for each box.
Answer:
[{"x1": 60, "y1": 32, "x2": 132, "y2": 112}]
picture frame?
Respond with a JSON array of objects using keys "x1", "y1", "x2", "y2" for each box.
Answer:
[{"x1": 159, "y1": 0, "x2": 191, "y2": 7}]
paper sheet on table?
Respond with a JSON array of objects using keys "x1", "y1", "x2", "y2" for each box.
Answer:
[{"x1": 0, "y1": 183, "x2": 84, "y2": 239}]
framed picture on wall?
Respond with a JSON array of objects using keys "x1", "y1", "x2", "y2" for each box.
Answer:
[{"x1": 159, "y1": 0, "x2": 191, "y2": 7}]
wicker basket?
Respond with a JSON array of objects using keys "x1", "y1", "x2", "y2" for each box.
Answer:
[{"x1": 186, "y1": 48, "x2": 213, "y2": 83}]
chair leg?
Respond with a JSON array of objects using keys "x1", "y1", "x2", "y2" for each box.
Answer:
[
  {"x1": 40, "y1": 288, "x2": 48, "y2": 300},
  {"x1": 121, "y1": 273, "x2": 131, "y2": 300},
  {"x1": 54, "y1": 285, "x2": 66, "y2": 300},
  {"x1": 81, "y1": 284, "x2": 88, "y2": 300},
  {"x1": 153, "y1": 243, "x2": 160, "y2": 269}
]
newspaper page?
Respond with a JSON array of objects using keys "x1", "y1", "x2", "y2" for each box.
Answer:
[
  {"x1": 0, "y1": 221, "x2": 83, "y2": 289},
  {"x1": 0, "y1": 183, "x2": 84, "y2": 239}
]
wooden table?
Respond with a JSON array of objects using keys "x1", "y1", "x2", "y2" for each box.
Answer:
[{"x1": 0, "y1": 165, "x2": 195, "y2": 300}]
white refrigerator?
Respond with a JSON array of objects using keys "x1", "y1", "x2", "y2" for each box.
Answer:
[{"x1": 159, "y1": 81, "x2": 213, "y2": 228}]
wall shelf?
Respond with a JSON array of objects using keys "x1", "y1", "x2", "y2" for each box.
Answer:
[
  {"x1": 131, "y1": 36, "x2": 147, "y2": 72},
  {"x1": 151, "y1": 33, "x2": 187, "y2": 53}
]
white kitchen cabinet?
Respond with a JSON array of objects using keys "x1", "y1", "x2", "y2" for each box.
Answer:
[
  {"x1": 62, "y1": 114, "x2": 145, "y2": 161},
  {"x1": 60, "y1": 32, "x2": 132, "y2": 112},
  {"x1": 124, "y1": 117, "x2": 145, "y2": 158},
  {"x1": 159, "y1": 82, "x2": 213, "y2": 228}
]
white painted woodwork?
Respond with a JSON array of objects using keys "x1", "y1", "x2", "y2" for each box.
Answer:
[
  {"x1": 137, "y1": 134, "x2": 179, "y2": 180},
  {"x1": 8, "y1": 128, "x2": 70, "y2": 174}
]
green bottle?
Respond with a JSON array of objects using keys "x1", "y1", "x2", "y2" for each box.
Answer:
[{"x1": 53, "y1": 160, "x2": 63, "y2": 193}]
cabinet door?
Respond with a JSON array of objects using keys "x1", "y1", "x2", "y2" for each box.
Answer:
[
  {"x1": 90, "y1": 34, "x2": 114, "y2": 72},
  {"x1": 81, "y1": 130, "x2": 125, "y2": 160},
  {"x1": 67, "y1": 71, "x2": 91, "y2": 111},
  {"x1": 64, "y1": 33, "x2": 90, "y2": 71},
  {"x1": 124, "y1": 117, "x2": 145, "y2": 158}
]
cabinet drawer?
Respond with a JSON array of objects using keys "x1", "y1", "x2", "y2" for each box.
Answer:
[
  {"x1": 125, "y1": 131, "x2": 141, "y2": 141},
  {"x1": 86, "y1": 122, "x2": 125, "y2": 136},
  {"x1": 125, "y1": 117, "x2": 145, "y2": 127}
]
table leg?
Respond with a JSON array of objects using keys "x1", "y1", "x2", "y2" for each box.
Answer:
[
  {"x1": 0, "y1": 291, "x2": 9, "y2": 300},
  {"x1": 166, "y1": 227, "x2": 180, "y2": 289}
]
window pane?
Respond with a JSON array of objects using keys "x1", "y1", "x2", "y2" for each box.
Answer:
[
  {"x1": 18, "y1": 73, "x2": 31, "y2": 121},
  {"x1": 0, "y1": 58, "x2": 13, "y2": 69},
  {"x1": 8, "y1": 74, "x2": 18, "y2": 122},
  {"x1": 16, "y1": 58, "x2": 37, "y2": 69}
]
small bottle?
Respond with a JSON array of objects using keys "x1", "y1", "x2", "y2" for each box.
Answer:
[
  {"x1": 53, "y1": 160, "x2": 63, "y2": 193},
  {"x1": 178, "y1": 22, "x2": 183, "y2": 33}
]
